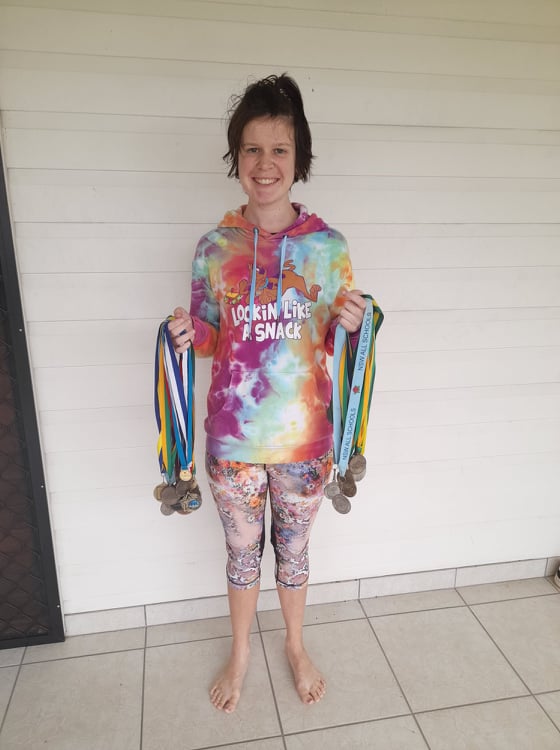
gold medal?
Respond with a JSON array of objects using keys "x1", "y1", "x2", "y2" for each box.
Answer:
[{"x1": 179, "y1": 468, "x2": 192, "y2": 481}]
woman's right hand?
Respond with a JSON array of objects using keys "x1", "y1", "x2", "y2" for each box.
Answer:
[{"x1": 168, "y1": 307, "x2": 195, "y2": 353}]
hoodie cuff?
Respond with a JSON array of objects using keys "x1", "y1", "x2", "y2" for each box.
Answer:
[{"x1": 191, "y1": 316, "x2": 210, "y2": 346}]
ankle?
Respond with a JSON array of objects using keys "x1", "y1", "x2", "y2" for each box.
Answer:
[{"x1": 285, "y1": 635, "x2": 305, "y2": 654}]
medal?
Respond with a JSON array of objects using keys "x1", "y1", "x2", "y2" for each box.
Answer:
[
  {"x1": 324, "y1": 480, "x2": 341, "y2": 499},
  {"x1": 153, "y1": 482, "x2": 167, "y2": 501},
  {"x1": 154, "y1": 317, "x2": 201, "y2": 516},
  {"x1": 332, "y1": 493, "x2": 351, "y2": 514},
  {"x1": 338, "y1": 472, "x2": 357, "y2": 498},
  {"x1": 330, "y1": 296, "x2": 383, "y2": 513},
  {"x1": 349, "y1": 454, "x2": 367, "y2": 481},
  {"x1": 160, "y1": 484, "x2": 178, "y2": 504},
  {"x1": 159, "y1": 502, "x2": 176, "y2": 516}
]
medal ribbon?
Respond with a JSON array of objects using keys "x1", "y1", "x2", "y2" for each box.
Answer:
[
  {"x1": 332, "y1": 296, "x2": 383, "y2": 476},
  {"x1": 154, "y1": 317, "x2": 195, "y2": 483}
]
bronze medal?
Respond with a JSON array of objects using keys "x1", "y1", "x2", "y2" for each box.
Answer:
[
  {"x1": 160, "y1": 484, "x2": 178, "y2": 505},
  {"x1": 348, "y1": 454, "x2": 367, "y2": 481},
  {"x1": 338, "y1": 472, "x2": 357, "y2": 498},
  {"x1": 160, "y1": 502, "x2": 175, "y2": 515},
  {"x1": 332, "y1": 493, "x2": 351, "y2": 514}
]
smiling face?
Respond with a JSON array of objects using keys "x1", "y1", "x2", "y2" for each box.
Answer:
[{"x1": 238, "y1": 116, "x2": 296, "y2": 214}]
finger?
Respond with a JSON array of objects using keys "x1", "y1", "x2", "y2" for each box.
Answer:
[{"x1": 173, "y1": 306, "x2": 189, "y2": 320}]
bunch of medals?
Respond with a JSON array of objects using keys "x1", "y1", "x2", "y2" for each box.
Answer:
[
  {"x1": 325, "y1": 295, "x2": 384, "y2": 514},
  {"x1": 153, "y1": 317, "x2": 202, "y2": 516}
]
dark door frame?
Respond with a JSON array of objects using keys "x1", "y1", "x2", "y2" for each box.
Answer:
[{"x1": 0, "y1": 143, "x2": 64, "y2": 648}]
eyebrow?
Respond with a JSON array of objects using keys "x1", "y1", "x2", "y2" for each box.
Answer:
[{"x1": 242, "y1": 141, "x2": 292, "y2": 147}]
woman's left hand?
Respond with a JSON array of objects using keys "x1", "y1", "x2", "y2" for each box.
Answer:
[{"x1": 338, "y1": 289, "x2": 367, "y2": 333}]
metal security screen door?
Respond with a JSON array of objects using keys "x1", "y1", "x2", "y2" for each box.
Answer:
[{"x1": 0, "y1": 146, "x2": 63, "y2": 648}]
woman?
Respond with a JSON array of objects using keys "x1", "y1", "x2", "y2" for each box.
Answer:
[{"x1": 170, "y1": 74, "x2": 366, "y2": 713}]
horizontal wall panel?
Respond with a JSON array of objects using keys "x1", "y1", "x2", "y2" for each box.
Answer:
[
  {"x1": 376, "y1": 347, "x2": 560, "y2": 391},
  {"x1": 9, "y1": 171, "x2": 560, "y2": 224},
  {"x1": 21, "y1": 265, "x2": 560, "y2": 320},
  {"x1": 21, "y1": 272, "x2": 190, "y2": 321},
  {"x1": 14, "y1": 235, "x2": 560, "y2": 275},
  {"x1": 2, "y1": 7, "x2": 559, "y2": 80},
  {"x1": 6, "y1": 127, "x2": 560, "y2": 178},
  {"x1": 4, "y1": 0, "x2": 560, "y2": 30},
  {"x1": 3, "y1": 0, "x2": 560, "y2": 43},
  {"x1": 15, "y1": 220, "x2": 560, "y2": 240},
  {"x1": 6, "y1": 112, "x2": 560, "y2": 148},
  {"x1": 25, "y1": 313, "x2": 560, "y2": 368},
  {"x1": 2, "y1": 60, "x2": 560, "y2": 129}
]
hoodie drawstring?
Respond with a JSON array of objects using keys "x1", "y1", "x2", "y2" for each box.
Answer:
[
  {"x1": 248, "y1": 228, "x2": 259, "y2": 338},
  {"x1": 248, "y1": 229, "x2": 288, "y2": 340},
  {"x1": 277, "y1": 234, "x2": 287, "y2": 317}
]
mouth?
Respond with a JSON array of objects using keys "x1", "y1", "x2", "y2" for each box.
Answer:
[{"x1": 253, "y1": 178, "x2": 279, "y2": 185}]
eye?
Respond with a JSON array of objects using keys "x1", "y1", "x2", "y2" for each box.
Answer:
[
  {"x1": 245, "y1": 146, "x2": 259, "y2": 154},
  {"x1": 274, "y1": 148, "x2": 287, "y2": 155}
]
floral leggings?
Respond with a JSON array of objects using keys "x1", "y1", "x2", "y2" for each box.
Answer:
[{"x1": 206, "y1": 451, "x2": 333, "y2": 590}]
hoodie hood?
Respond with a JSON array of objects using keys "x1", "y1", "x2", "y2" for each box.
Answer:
[
  {"x1": 219, "y1": 205, "x2": 328, "y2": 337},
  {"x1": 218, "y1": 203, "x2": 328, "y2": 237}
]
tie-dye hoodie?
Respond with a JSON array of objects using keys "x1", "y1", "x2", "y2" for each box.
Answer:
[{"x1": 190, "y1": 204, "x2": 354, "y2": 463}]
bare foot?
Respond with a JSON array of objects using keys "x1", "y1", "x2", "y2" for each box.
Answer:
[
  {"x1": 285, "y1": 641, "x2": 326, "y2": 704},
  {"x1": 209, "y1": 646, "x2": 250, "y2": 713}
]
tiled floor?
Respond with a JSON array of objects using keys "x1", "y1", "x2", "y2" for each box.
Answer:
[{"x1": 1, "y1": 577, "x2": 560, "y2": 749}]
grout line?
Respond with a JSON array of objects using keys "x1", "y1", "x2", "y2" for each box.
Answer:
[
  {"x1": 22, "y1": 646, "x2": 146, "y2": 666},
  {"x1": 533, "y1": 696, "x2": 560, "y2": 736},
  {"x1": 256, "y1": 629, "x2": 287, "y2": 749},
  {"x1": 359, "y1": 599, "x2": 433, "y2": 750},
  {"x1": 0, "y1": 659, "x2": 24, "y2": 739},
  {"x1": 466, "y1": 605, "x2": 534, "y2": 696},
  {"x1": 139, "y1": 625, "x2": 147, "y2": 750},
  {"x1": 415, "y1": 693, "x2": 541, "y2": 717}
]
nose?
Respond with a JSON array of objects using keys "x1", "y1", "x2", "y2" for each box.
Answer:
[{"x1": 257, "y1": 151, "x2": 274, "y2": 169}]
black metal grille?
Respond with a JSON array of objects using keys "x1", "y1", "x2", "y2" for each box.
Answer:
[
  {"x1": 0, "y1": 145, "x2": 63, "y2": 648},
  {"x1": 0, "y1": 296, "x2": 50, "y2": 640}
]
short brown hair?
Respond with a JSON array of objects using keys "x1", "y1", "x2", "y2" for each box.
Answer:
[{"x1": 223, "y1": 74, "x2": 314, "y2": 183}]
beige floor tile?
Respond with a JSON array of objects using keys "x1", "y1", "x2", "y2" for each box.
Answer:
[
  {"x1": 361, "y1": 588, "x2": 463, "y2": 617},
  {"x1": 262, "y1": 619, "x2": 408, "y2": 734},
  {"x1": 537, "y1": 692, "x2": 560, "y2": 732},
  {"x1": 23, "y1": 627, "x2": 145, "y2": 663},
  {"x1": 472, "y1": 595, "x2": 560, "y2": 692},
  {"x1": 0, "y1": 650, "x2": 143, "y2": 750},
  {"x1": 372, "y1": 607, "x2": 526, "y2": 712},
  {"x1": 285, "y1": 715, "x2": 428, "y2": 749},
  {"x1": 258, "y1": 600, "x2": 364, "y2": 631},
  {"x1": 417, "y1": 696, "x2": 560, "y2": 750},
  {"x1": 0, "y1": 648, "x2": 24, "y2": 668},
  {"x1": 0, "y1": 666, "x2": 17, "y2": 723},
  {"x1": 146, "y1": 615, "x2": 257, "y2": 647},
  {"x1": 142, "y1": 634, "x2": 280, "y2": 750},
  {"x1": 458, "y1": 577, "x2": 558, "y2": 605}
]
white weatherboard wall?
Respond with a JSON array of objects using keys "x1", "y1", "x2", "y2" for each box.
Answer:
[{"x1": 0, "y1": 1, "x2": 559, "y2": 622}]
